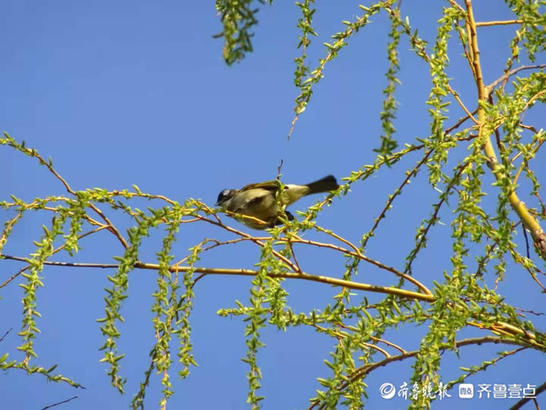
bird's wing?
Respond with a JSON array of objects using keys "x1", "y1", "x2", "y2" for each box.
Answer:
[
  {"x1": 230, "y1": 188, "x2": 271, "y2": 213},
  {"x1": 239, "y1": 180, "x2": 281, "y2": 192}
]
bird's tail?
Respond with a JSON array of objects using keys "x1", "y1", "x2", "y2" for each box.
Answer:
[{"x1": 305, "y1": 175, "x2": 339, "y2": 195}]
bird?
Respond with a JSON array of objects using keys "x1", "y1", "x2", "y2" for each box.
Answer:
[{"x1": 216, "y1": 175, "x2": 339, "y2": 229}]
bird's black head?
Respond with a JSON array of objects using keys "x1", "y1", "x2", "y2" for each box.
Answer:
[{"x1": 216, "y1": 189, "x2": 236, "y2": 206}]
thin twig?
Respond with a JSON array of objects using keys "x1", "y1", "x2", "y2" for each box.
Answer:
[
  {"x1": 446, "y1": 84, "x2": 478, "y2": 123},
  {"x1": 193, "y1": 214, "x2": 300, "y2": 272},
  {"x1": 445, "y1": 111, "x2": 477, "y2": 135},
  {"x1": 88, "y1": 203, "x2": 129, "y2": 249},
  {"x1": 362, "y1": 148, "x2": 435, "y2": 249},
  {"x1": 285, "y1": 238, "x2": 303, "y2": 273},
  {"x1": 41, "y1": 396, "x2": 79, "y2": 410},
  {"x1": 290, "y1": 230, "x2": 433, "y2": 296},
  {"x1": 519, "y1": 123, "x2": 539, "y2": 133},
  {"x1": 476, "y1": 19, "x2": 523, "y2": 27},
  {"x1": 447, "y1": 0, "x2": 465, "y2": 14},
  {"x1": 312, "y1": 324, "x2": 391, "y2": 358},
  {"x1": 405, "y1": 161, "x2": 469, "y2": 274},
  {"x1": 171, "y1": 237, "x2": 258, "y2": 267},
  {"x1": 0, "y1": 328, "x2": 12, "y2": 343},
  {"x1": 487, "y1": 64, "x2": 546, "y2": 94},
  {"x1": 17, "y1": 141, "x2": 129, "y2": 250},
  {"x1": 513, "y1": 306, "x2": 545, "y2": 317},
  {"x1": 336, "y1": 322, "x2": 407, "y2": 354},
  {"x1": 0, "y1": 225, "x2": 108, "y2": 288}
]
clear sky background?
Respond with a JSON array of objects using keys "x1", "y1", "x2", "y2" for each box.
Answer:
[{"x1": 0, "y1": 1, "x2": 544, "y2": 409}]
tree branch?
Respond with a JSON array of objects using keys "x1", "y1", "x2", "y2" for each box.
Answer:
[
  {"x1": 0, "y1": 226, "x2": 108, "y2": 288},
  {"x1": 476, "y1": 19, "x2": 523, "y2": 27},
  {"x1": 41, "y1": 396, "x2": 79, "y2": 410},
  {"x1": 487, "y1": 64, "x2": 546, "y2": 91},
  {"x1": 310, "y1": 337, "x2": 528, "y2": 409},
  {"x1": 465, "y1": 0, "x2": 546, "y2": 259},
  {"x1": 1, "y1": 254, "x2": 435, "y2": 302},
  {"x1": 0, "y1": 328, "x2": 12, "y2": 343}
]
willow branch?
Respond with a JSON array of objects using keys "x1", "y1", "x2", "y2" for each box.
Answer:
[
  {"x1": 13, "y1": 139, "x2": 129, "y2": 250},
  {"x1": 194, "y1": 213, "x2": 300, "y2": 272},
  {"x1": 467, "y1": 320, "x2": 544, "y2": 350},
  {"x1": 447, "y1": 0, "x2": 465, "y2": 14},
  {"x1": 297, "y1": 229, "x2": 433, "y2": 296},
  {"x1": 0, "y1": 211, "x2": 24, "y2": 253},
  {"x1": 0, "y1": 226, "x2": 109, "y2": 288},
  {"x1": 41, "y1": 396, "x2": 79, "y2": 410},
  {"x1": 362, "y1": 148, "x2": 435, "y2": 249},
  {"x1": 487, "y1": 64, "x2": 546, "y2": 91},
  {"x1": 513, "y1": 139, "x2": 545, "y2": 186},
  {"x1": 405, "y1": 161, "x2": 470, "y2": 274},
  {"x1": 446, "y1": 84, "x2": 478, "y2": 124},
  {"x1": 0, "y1": 328, "x2": 12, "y2": 343},
  {"x1": 310, "y1": 336, "x2": 528, "y2": 409},
  {"x1": 312, "y1": 324, "x2": 390, "y2": 358},
  {"x1": 336, "y1": 322, "x2": 407, "y2": 354},
  {"x1": 465, "y1": 0, "x2": 546, "y2": 259},
  {"x1": 476, "y1": 19, "x2": 523, "y2": 27},
  {"x1": 87, "y1": 203, "x2": 128, "y2": 249},
  {"x1": 171, "y1": 237, "x2": 262, "y2": 267},
  {"x1": 445, "y1": 111, "x2": 476, "y2": 134},
  {"x1": 0, "y1": 255, "x2": 436, "y2": 302}
]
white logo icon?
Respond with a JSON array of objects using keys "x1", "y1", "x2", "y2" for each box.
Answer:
[
  {"x1": 459, "y1": 383, "x2": 474, "y2": 399},
  {"x1": 379, "y1": 382, "x2": 396, "y2": 399}
]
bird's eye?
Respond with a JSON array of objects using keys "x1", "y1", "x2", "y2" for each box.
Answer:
[{"x1": 217, "y1": 189, "x2": 232, "y2": 205}]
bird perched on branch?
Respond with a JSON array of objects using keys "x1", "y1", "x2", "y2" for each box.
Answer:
[{"x1": 216, "y1": 175, "x2": 339, "y2": 229}]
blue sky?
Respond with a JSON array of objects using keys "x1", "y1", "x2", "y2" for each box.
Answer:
[{"x1": 1, "y1": 1, "x2": 545, "y2": 409}]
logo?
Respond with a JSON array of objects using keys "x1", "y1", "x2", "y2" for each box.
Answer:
[
  {"x1": 379, "y1": 383, "x2": 396, "y2": 399},
  {"x1": 459, "y1": 383, "x2": 474, "y2": 399}
]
